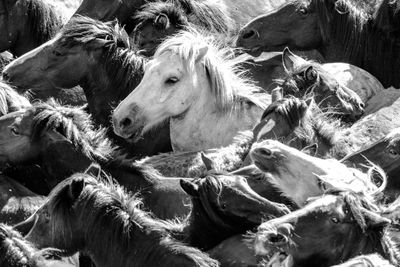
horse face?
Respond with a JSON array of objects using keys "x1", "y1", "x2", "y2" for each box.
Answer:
[
  {"x1": 3, "y1": 36, "x2": 90, "y2": 92},
  {"x1": 236, "y1": 0, "x2": 320, "y2": 56},
  {"x1": 113, "y1": 51, "x2": 201, "y2": 140},
  {"x1": 253, "y1": 194, "x2": 357, "y2": 265},
  {"x1": 205, "y1": 175, "x2": 289, "y2": 222},
  {"x1": 133, "y1": 16, "x2": 181, "y2": 57},
  {"x1": 0, "y1": 110, "x2": 40, "y2": 166}
]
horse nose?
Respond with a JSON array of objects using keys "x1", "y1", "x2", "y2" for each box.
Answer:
[
  {"x1": 254, "y1": 147, "x2": 273, "y2": 159},
  {"x1": 241, "y1": 28, "x2": 260, "y2": 40}
]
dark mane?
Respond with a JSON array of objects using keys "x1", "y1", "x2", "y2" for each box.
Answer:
[
  {"x1": 19, "y1": 0, "x2": 63, "y2": 46},
  {"x1": 30, "y1": 99, "x2": 114, "y2": 161},
  {"x1": 61, "y1": 16, "x2": 146, "y2": 99},
  {"x1": 374, "y1": 0, "x2": 400, "y2": 38},
  {"x1": 135, "y1": 2, "x2": 188, "y2": 29},
  {"x1": 47, "y1": 174, "x2": 218, "y2": 266},
  {"x1": 314, "y1": 0, "x2": 400, "y2": 86}
]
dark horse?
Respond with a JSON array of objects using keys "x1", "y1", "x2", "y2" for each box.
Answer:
[
  {"x1": 0, "y1": 223, "x2": 78, "y2": 266},
  {"x1": 0, "y1": 100, "x2": 188, "y2": 219},
  {"x1": 3, "y1": 16, "x2": 171, "y2": 158},
  {"x1": 252, "y1": 189, "x2": 400, "y2": 267},
  {"x1": 18, "y1": 174, "x2": 221, "y2": 267},
  {"x1": 0, "y1": 0, "x2": 63, "y2": 56},
  {"x1": 236, "y1": 0, "x2": 400, "y2": 87}
]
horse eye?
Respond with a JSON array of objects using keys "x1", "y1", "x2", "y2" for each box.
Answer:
[
  {"x1": 388, "y1": 148, "x2": 399, "y2": 157},
  {"x1": 10, "y1": 127, "x2": 20, "y2": 136},
  {"x1": 331, "y1": 217, "x2": 339, "y2": 224},
  {"x1": 53, "y1": 50, "x2": 63, "y2": 57},
  {"x1": 166, "y1": 77, "x2": 179, "y2": 84},
  {"x1": 299, "y1": 8, "x2": 308, "y2": 15},
  {"x1": 221, "y1": 203, "x2": 227, "y2": 210}
]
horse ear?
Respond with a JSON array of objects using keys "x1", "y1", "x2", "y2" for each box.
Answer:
[
  {"x1": 180, "y1": 179, "x2": 199, "y2": 197},
  {"x1": 84, "y1": 163, "x2": 102, "y2": 179},
  {"x1": 304, "y1": 66, "x2": 318, "y2": 82},
  {"x1": 271, "y1": 86, "x2": 283, "y2": 102},
  {"x1": 42, "y1": 129, "x2": 71, "y2": 146},
  {"x1": 155, "y1": 13, "x2": 170, "y2": 28},
  {"x1": 68, "y1": 177, "x2": 85, "y2": 202},
  {"x1": 282, "y1": 47, "x2": 307, "y2": 73},
  {"x1": 196, "y1": 45, "x2": 208, "y2": 63},
  {"x1": 201, "y1": 152, "x2": 217, "y2": 171},
  {"x1": 301, "y1": 143, "x2": 318, "y2": 156},
  {"x1": 362, "y1": 208, "x2": 391, "y2": 229}
]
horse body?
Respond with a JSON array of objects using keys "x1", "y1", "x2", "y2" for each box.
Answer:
[
  {"x1": 236, "y1": 0, "x2": 400, "y2": 87},
  {"x1": 112, "y1": 30, "x2": 270, "y2": 152}
]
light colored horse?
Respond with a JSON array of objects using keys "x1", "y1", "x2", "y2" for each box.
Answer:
[{"x1": 113, "y1": 30, "x2": 270, "y2": 152}]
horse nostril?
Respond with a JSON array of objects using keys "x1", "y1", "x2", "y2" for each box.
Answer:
[
  {"x1": 2, "y1": 71, "x2": 10, "y2": 81},
  {"x1": 258, "y1": 148, "x2": 273, "y2": 158},
  {"x1": 120, "y1": 117, "x2": 132, "y2": 129},
  {"x1": 242, "y1": 29, "x2": 259, "y2": 40},
  {"x1": 359, "y1": 102, "x2": 365, "y2": 110},
  {"x1": 267, "y1": 232, "x2": 287, "y2": 244}
]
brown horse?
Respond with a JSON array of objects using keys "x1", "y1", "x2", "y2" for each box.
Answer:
[
  {"x1": 74, "y1": 0, "x2": 287, "y2": 35},
  {"x1": 0, "y1": 0, "x2": 63, "y2": 57},
  {"x1": 17, "y1": 174, "x2": 223, "y2": 266},
  {"x1": 0, "y1": 175, "x2": 45, "y2": 225},
  {"x1": 236, "y1": 0, "x2": 400, "y2": 87},
  {"x1": 0, "y1": 100, "x2": 189, "y2": 219},
  {"x1": 3, "y1": 16, "x2": 171, "y2": 158},
  {"x1": 0, "y1": 224, "x2": 78, "y2": 267},
  {"x1": 252, "y1": 190, "x2": 399, "y2": 267}
]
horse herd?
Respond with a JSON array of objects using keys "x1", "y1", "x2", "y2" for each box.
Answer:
[{"x1": 1, "y1": 0, "x2": 400, "y2": 266}]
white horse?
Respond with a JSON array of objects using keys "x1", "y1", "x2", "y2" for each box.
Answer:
[{"x1": 112, "y1": 30, "x2": 270, "y2": 152}]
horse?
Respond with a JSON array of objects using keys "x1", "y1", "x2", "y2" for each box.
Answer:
[
  {"x1": 249, "y1": 139, "x2": 384, "y2": 207},
  {"x1": 279, "y1": 48, "x2": 382, "y2": 115},
  {"x1": 373, "y1": 0, "x2": 400, "y2": 39},
  {"x1": 236, "y1": 0, "x2": 400, "y2": 88},
  {"x1": 0, "y1": 175, "x2": 45, "y2": 225},
  {"x1": 2, "y1": 16, "x2": 172, "y2": 158},
  {"x1": 0, "y1": 81, "x2": 31, "y2": 116},
  {"x1": 0, "y1": 224, "x2": 78, "y2": 267},
  {"x1": 74, "y1": 0, "x2": 287, "y2": 36},
  {"x1": 0, "y1": 99, "x2": 190, "y2": 219},
  {"x1": 251, "y1": 189, "x2": 399, "y2": 267},
  {"x1": 0, "y1": 0, "x2": 63, "y2": 57},
  {"x1": 0, "y1": 51, "x2": 13, "y2": 72},
  {"x1": 112, "y1": 29, "x2": 270, "y2": 152},
  {"x1": 342, "y1": 128, "x2": 400, "y2": 201}
]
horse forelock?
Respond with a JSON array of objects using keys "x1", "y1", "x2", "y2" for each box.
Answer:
[
  {"x1": 30, "y1": 99, "x2": 114, "y2": 161},
  {"x1": 155, "y1": 29, "x2": 268, "y2": 113},
  {"x1": 61, "y1": 16, "x2": 129, "y2": 50},
  {"x1": 134, "y1": 2, "x2": 188, "y2": 27},
  {"x1": 0, "y1": 82, "x2": 30, "y2": 116}
]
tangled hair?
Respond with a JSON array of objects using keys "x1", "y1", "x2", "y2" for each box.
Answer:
[{"x1": 29, "y1": 99, "x2": 114, "y2": 161}]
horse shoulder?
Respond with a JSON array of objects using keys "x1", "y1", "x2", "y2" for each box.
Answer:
[{"x1": 322, "y1": 63, "x2": 384, "y2": 103}]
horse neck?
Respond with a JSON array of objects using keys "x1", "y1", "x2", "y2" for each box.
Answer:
[{"x1": 170, "y1": 85, "x2": 263, "y2": 151}]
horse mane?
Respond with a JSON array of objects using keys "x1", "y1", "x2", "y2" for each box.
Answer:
[
  {"x1": 61, "y1": 16, "x2": 146, "y2": 98},
  {"x1": 0, "y1": 81, "x2": 30, "y2": 116},
  {"x1": 47, "y1": 174, "x2": 218, "y2": 266},
  {"x1": 155, "y1": 29, "x2": 269, "y2": 113},
  {"x1": 0, "y1": 223, "x2": 67, "y2": 266},
  {"x1": 18, "y1": 0, "x2": 63, "y2": 46},
  {"x1": 30, "y1": 99, "x2": 114, "y2": 161},
  {"x1": 314, "y1": 0, "x2": 400, "y2": 86},
  {"x1": 373, "y1": 0, "x2": 400, "y2": 38}
]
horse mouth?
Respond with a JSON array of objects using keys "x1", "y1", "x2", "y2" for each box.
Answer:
[
  {"x1": 265, "y1": 252, "x2": 290, "y2": 267},
  {"x1": 246, "y1": 46, "x2": 263, "y2": 57},
  {"x1": 123, "y1": 125, "x2": 145, "y2": 143}
]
